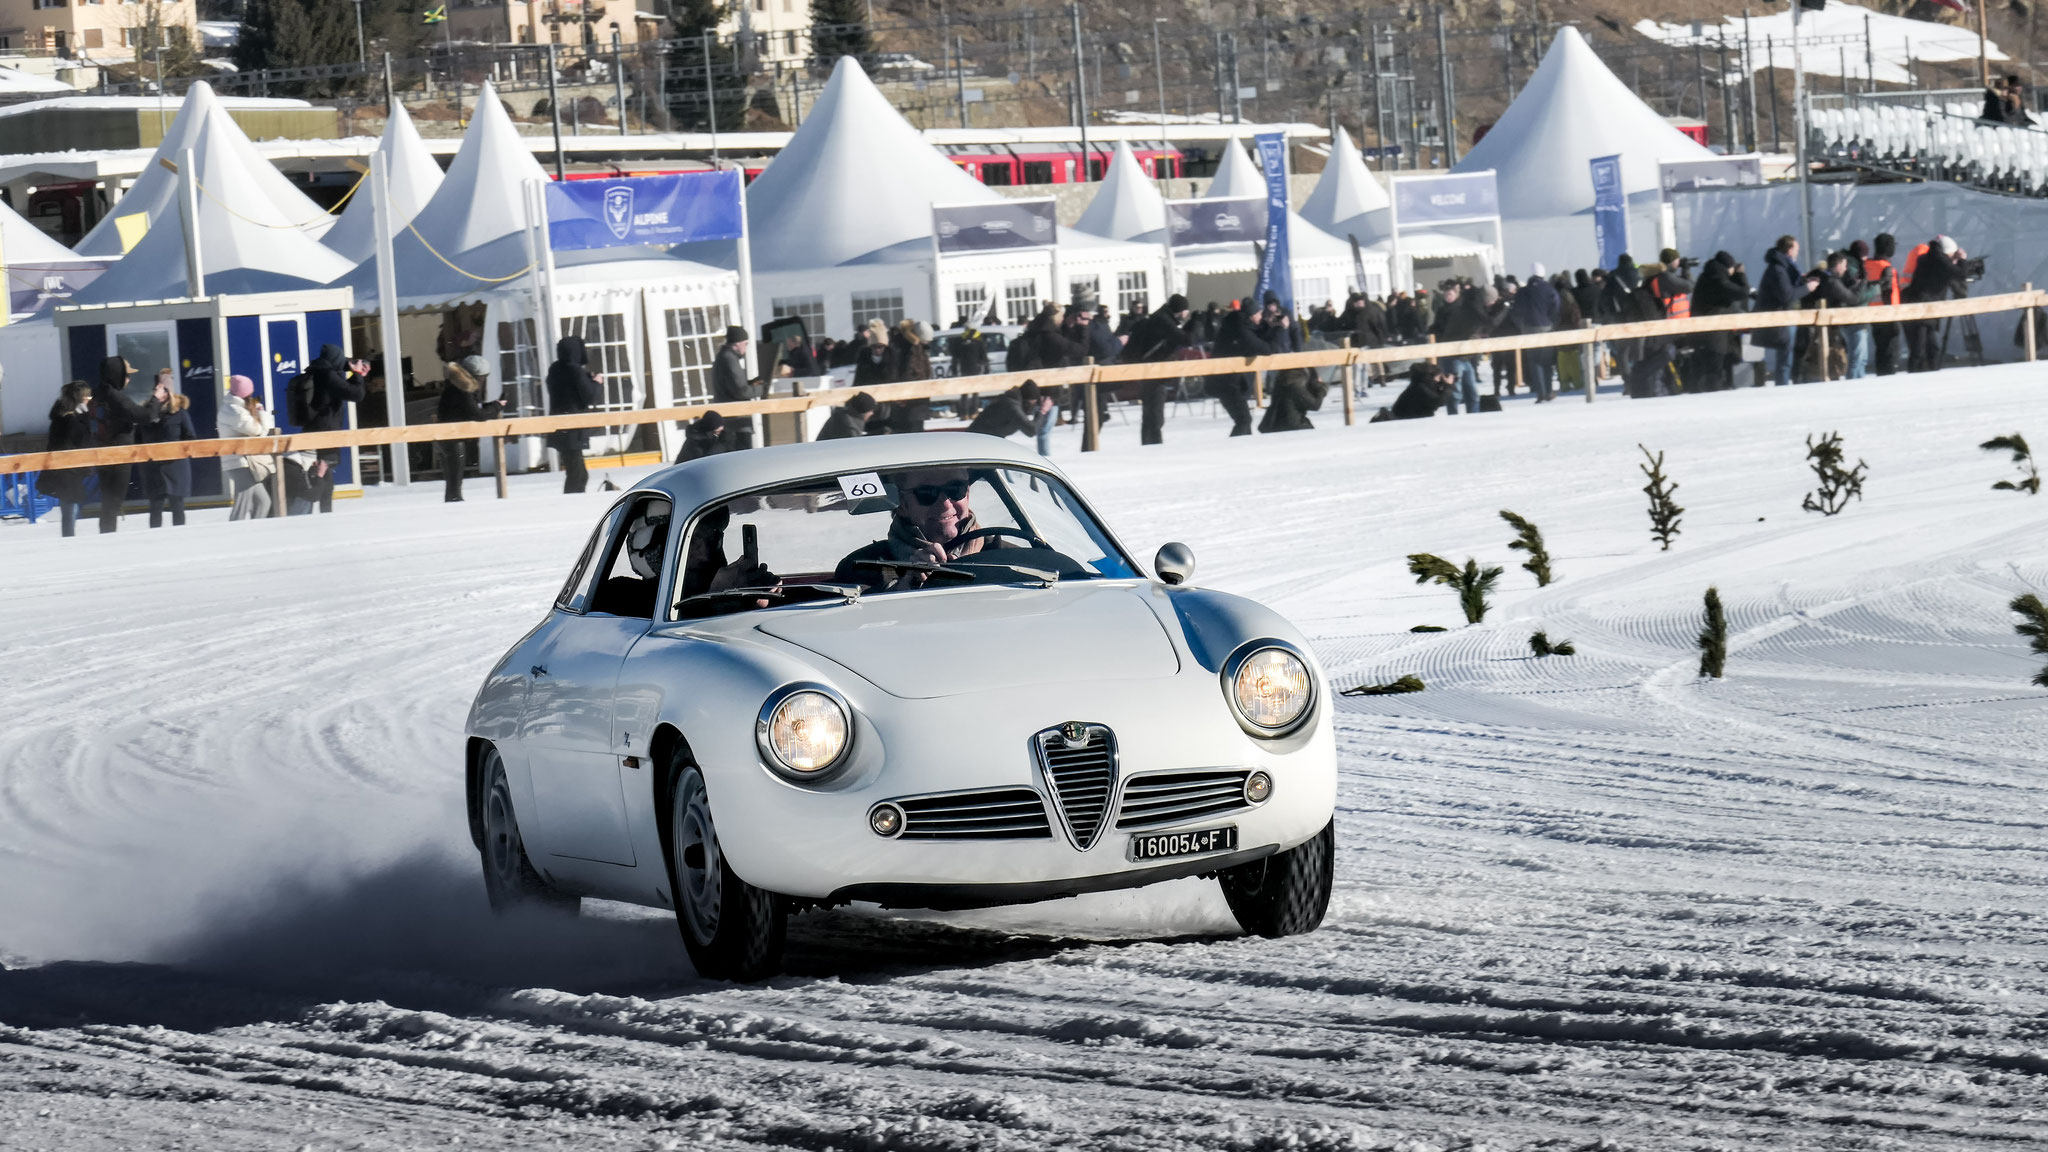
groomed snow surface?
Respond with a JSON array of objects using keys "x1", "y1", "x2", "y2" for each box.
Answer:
[{"x1": 5, "y1": 365, "x2": 2048, "y2": 1150}]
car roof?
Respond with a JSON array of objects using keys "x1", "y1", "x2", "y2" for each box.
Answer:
[{"x1": 640, "y1": 433, "x2": 1068, "y2": 512}]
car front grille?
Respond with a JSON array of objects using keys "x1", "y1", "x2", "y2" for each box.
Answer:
[
  {"x1": 896, "y1": 788, "x2": 1053, "y2": 840},
  {"x1": 1033, "y1": 724, "x2": 1118, "y2": 850},
  {"x1": 1115, "y1": 769, "x2": 1253, "y2": 830}
]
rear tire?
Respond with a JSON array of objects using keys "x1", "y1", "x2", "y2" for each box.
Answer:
[
  {"x1": 669, "y1": 762, "x2": 786, "y2": 981},
  {"x1": 1218, "y1": 819, "x2": 1334, "y2": 937},
  {"x1": 479, "y1": 747, "x2": 578, "y2": 916}
]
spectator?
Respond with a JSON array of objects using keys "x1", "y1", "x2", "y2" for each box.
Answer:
[
  {"x1": 1429, "y1": 284, "x2": 1486, "y2": 414},
  {"x1": 851, "y1": 320, "x2": 893, "y2": 389},
  {"x1": 711, "y1": 325, "x2": 760, "y2": 449},
  {"x1": 947, "y1": 326, "x2": 991, "y2": 378},
  {"x1": 966, "y1": 380, "x2": 1055, "y2": 451},
  {"x1": 1210, "y1": 301, "x2": 1270, "y2": 436},
  {"x1": 675, "y1": 411, "x2": 735, "y2": 462},
  {"x1": 305, "y1": 344, "x2": 368, "y2": 513},
  {"x1": 1904, "y1": 235, "x2": 1965, "y2": 372},
  {"x1": 545, "y1": 334, "x2": 603, "y2": 493},
  {"x1": 87, "y1": 356, "x2": 159, "y2": 533},
  {"x1": 1124, "y1": 294, "x2": 1193, "y2": 445},
  {"x1": 436, "y1": 355, "x2": 505, "y2": 503},
  {"x1": 1626, "y1": 249, "x2": 1694, "y2": 398},
  {"x1": 1572, "y1": 268, "x2": 1601, "y2": 320},
  {"x1": 2004, "y1": 74, "x2": 2036, "y2": 125},
  {"x1": 1086, "y1": 304, "x2": 1122, "y2": 367},
  {"x1": 778, "y1": 332, "x2": 822, "y2": 379},
  {"x1": 1753, "y1": 235, "x2": 1804, "y2": 386},
  {"x1": 1865, "y1": 233, "x2": 1903, "y2": 375},
  {"x1": 817, "y1": 391, "x2": 877, "y2": 440},
  {"x1": 1798, "y1": 251, "x2": 1859, "y2": 379},
  {"x1": 1509, "y1": 262, "x2": 1562, "y2": 402},
  {"x1": 283, "y1": 453, "x2": 331, "y2": 516},
  {"x1": 1689, "y1": 251, "x2": 1751, "y2": 391},
  {"x1": 39, "y1": 380, "x2": 93, "y2": 538},
  {"x1": 1381, "y1": 362, "x2": 1456, "y2": 420},
  {"x1": 215, "y1": 375, "x2": 273, "y2": 521},
  {"x1": 884, "y1": 321, "x2": 935, "y2": 434},
  {"x1": 1983, "y1": 75, "x2": 2013, "y2": 123},
  {"x1": 138, "y1": 370, "x2": 197, "y2": 527}
]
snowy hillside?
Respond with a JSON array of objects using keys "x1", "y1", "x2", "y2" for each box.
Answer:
[{"x1": 4, "y1": 366, "x2": 2048, "y2": 1150}]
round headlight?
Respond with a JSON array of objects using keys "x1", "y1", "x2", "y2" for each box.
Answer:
[
  {"x1": 1230, "y1": 647, "x2": 1312, "y2": 734},
  {"x1": 757, "y1": 686, "x2": 851, "y2": 778}
]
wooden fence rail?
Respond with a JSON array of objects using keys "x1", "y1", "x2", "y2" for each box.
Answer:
[{"x1": 2, "y1": 290, "x2": 2040, "y2": 479}]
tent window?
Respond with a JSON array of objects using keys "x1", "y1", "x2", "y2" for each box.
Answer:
[
  {"x1": 953, "y1": 284, "x2": 988, "y2": 326},
  {"x1": 1296, "y1": 279, "x2": 1330, "y2": 309},
  {"x1": 663, "y1": 305, "x2": 730, "y2": 404},
  {"x1": 498, "y1": 318, "x2": 540, "y2": 415},
  {"x1": 1067, "y1": 274, "x2": 1099, "y2": 308},
  {"x1": 770, "y1": 294, "x2": 825, "y2": 340},
  {"x1": 850, "y1": 290, "x2": 904, "y2": 331},
  {"x1": 1002, "y1": 279, "x2": 1038, "y2": 324},
  {"x1": 1117, "y1": 271, "x2": 1149, "y2": 318},
  {"x1": 560, "y1": 313, "x2": 634, "y2": 411}
]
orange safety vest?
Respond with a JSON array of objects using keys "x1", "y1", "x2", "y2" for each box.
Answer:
[
  {"x1": 1903, "y1": 243, "x2": 1930, "y2": 290},
  {"x1": 1650, "y1": 276, "x2": 1691, "y2": 319},
  {"x1": 1863, "y1": 257, "x2": 1900, "y2": 305}
]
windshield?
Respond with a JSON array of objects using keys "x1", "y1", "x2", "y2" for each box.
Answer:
[{"x1": 672, "y1": 465, "x2": 1138, "y2": 619}]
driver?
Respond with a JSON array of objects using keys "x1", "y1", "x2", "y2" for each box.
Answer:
[{"x1": 835, "y1": 468, "x2": 1004, "y2": 588}]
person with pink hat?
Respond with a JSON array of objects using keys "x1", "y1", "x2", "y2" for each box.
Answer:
[{"x1": 216, "y1": 374, "x2": 274, "y2": 521}]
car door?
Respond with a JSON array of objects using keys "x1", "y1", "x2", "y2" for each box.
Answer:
[{"x1": 521, "y1": 494, "x2": 672, "y2": 867}]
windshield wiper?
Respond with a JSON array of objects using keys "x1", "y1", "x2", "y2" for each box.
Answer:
[
  {"x1": 848, "y1": 558, "x2": 980, "y2": 583},
  {"x1": 674, "y1": 582, "x2": 863, "y2": 616}
]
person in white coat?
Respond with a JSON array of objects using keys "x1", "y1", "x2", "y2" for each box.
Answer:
[{"x1": 216, "y1": 375, "x2": 274, "y2": 521}]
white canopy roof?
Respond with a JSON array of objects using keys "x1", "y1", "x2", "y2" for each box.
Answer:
[
  {"x1": 320, "y1": 99, "x2": 445, "y2": 265},
  {"x1": 1189, "y1": 134, "x2": 1373, "y2": 272},
  {"x1": 1073, "y1": 141, "x2": 1165, "y2": 242},
  {"x1": 1453, "y1": 26, "x2": 1715, "y2": 221},
  {"x1": 1637, "y1": 2, "x2": 2004, "y2": 86},
  {"x1": 1, "y1": 199, "x2": 89, "y2": 265},
  {"x1": 0, "y1": 67, "x2": 72, "y2": 95},
  {"x1": 743, "y1": 57, "x2": 1004, "y2": 272},
  {"x1": 71, "y1": 82, "x2": 333, "y2": 258},
  {"x1": 1299, "y1": 128, "x2": 1390, "y2": 238}
]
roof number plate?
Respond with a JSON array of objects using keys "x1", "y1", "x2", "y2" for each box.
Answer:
[{"x1": 838, "y1": 471, "x2": 887, "y2": 501}]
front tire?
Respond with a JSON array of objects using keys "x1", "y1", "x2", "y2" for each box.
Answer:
[
  {"x1": 1218, "y1": 820, "x2": 1334, "y2": 937},
  {"x1": 479, "y1": 747, "x2": 578, "y2": 916},
  {"x1": 669, "y1": 762, "x2": 786, "y2": 980}
]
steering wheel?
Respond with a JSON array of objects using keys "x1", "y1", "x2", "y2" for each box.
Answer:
[{"x1": 950, "y1": 525, "x2": 1052, "y2": 552}]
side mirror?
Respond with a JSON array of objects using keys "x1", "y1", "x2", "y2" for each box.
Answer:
[{"x1": 1154, "y1": 542, "x2": 1195, "y2": 586}]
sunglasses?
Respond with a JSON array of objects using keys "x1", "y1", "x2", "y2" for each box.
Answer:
[{"x1": 908, "y1": 481, "x2": 971, "y2": 504}]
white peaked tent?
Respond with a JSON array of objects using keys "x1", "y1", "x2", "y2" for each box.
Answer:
[
  {"x1": 1168, "y1": 137, "x2": 1383, "y2": 307},
  {"x1": 1, "y1": 197, "x2": 111, "y2": 317},
  {"x1": 1454, "y1": 26, "x2": 1716, "y2": 271},
  {"x1": 1301, "y1": 129, "x2": 1495, "y2": 289},
  {"x1": 72, "y1": 82, "x2": 334, "y2": 258},
  {"x1": 321, "y1": 100, "x2": 445, "y2": 265},
  {"x1": 1074, "y1": 141, "x2": 1166, "y2": 242},
  {"x1": 69, "y1": 112, "x2": 354, "y2": 303},
  {"x1": 724, "y1": 58, "x2": 1162, "y2": 334}
]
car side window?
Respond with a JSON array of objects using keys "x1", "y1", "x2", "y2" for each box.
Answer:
[
  {"x1": 556, "y1": 502, "x2": 631, "y2": 613},
  {"x1": 586, "y1": 495, "x2": 673, "y2": 619}
]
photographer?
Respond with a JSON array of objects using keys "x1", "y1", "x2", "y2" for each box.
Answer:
[{"x1": 1903, "y1": 236, "x2": 1965, "y2": 373}]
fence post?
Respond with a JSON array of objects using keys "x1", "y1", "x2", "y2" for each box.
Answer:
[
  {"x1": 270, "y1": 454, "x2": 286, "y2": 515},
  {"x1": 495, "y1": 434, "x2": 509, "y2": 499},
  {"x1": 2029, "y1": 283, "x2": 2039, "y2": 363},
  {"x1": 1426, "y1": 333, "x2": 1437, "y2": 364},
  {"x1": 1341, "y1": 338, "x2": 1357, "y2": 426},
  {"x1": 1082, "y1": 361, "x2": 1100, "y2": 452},
  {"x1": 1584, "y1": 331, "x2": 1597, "y2": 404},
  {"x1": 1817, "y1": 302, "x2": 1830, "y2": 382},
  {"x1": 1512, "y1": 347, "x2": 1523, "y2": 396}
]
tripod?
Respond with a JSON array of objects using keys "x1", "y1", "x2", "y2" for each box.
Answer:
[{"x1": 1939, "y1": 312, "x2": 1985, "y2": 367}]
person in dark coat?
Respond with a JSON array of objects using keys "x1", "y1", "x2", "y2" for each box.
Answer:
[
  {"x1": 1689, "y1": 251, "x2": 1751, "y2": 391},
  {"x1": 1428, "y1": 285, "x2": 1487, "y2": 414},
  {"x1": 1509, "y1": 264, "x2": 1562, "y2": 401},
  {"x1": 545, "y1": 334, "x2": 603, "y2": 493},
  {"x1": 1085, "y1": 306, "x2": 1122, "y2": 366},
  {"x1": 40, "y1": 380, "x2": 94, "y2": 537},
  {"x1": 1572, "y1": 269, "x2": 1601, "y2": 320},
  {"x1": 1868, "y1": 233, "x2": 1904, "y2": 375},
  {"x1": 1210, "y1": 302, "x2": 1269, "y2": 436},
  {"x1": 947, "y1": 328, "x2": 991, "y2": 378},
  {"x1": 851, "y1": 322, "x2": 893, "y2": 390},
  {"x1": 675, "y1": 411, "x2": 735, "y2": 462},
  {"x1": 884, "y1": 321, "x2": 934, "y2": 434},
  {"x1": 817, "y1": 392, "x2": 876, "y2": 440},
  {"x1": 1627, "y1": 251, "x2": 1694, "y2": 398},
  {"x1": 87, "y1": 355, "x2": 158, "y2": 533},
  {"x1": 709, "y1": 325, "x2": 759, "y2": 449},
  {"x1": 1904, "y1": 235, "x2": 1964, "y2": 372},
  {"x1": 1752, "y1": 236, "x2": 1805, "y2": 386},
  {"x1": 138, "y1": 372, "x2": 197, "y2": 527},
  {"x1": 1125, "y1": 294, "x2": 1192, "y2": 445},
  {"x1": 436, "y1": 356, "x2": 505, "y2": 502},
  {"x1": 1382, "y1": 362, "x2": 1456, "y2": 420},
  {"x1": 778, "y1": 334, "x2": 822, "y2": 379},
  {"x1": 303, "y1": 343, "x2": 367, "y2": 512},
  {"x1": 966, "y1": 381, "x2": 1053, "y2": 446}
]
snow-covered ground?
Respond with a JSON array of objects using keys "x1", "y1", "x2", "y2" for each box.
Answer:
[{"x1": 4, "y1": 366, "x2": 2048, "y2": 1150}]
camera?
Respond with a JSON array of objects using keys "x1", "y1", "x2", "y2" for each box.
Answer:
[{"x1": 1958, "y1": 255, "x2": 1988, "y2": 284}]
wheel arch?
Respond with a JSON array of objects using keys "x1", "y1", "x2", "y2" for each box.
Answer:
[
  {"x1": 649, "y1": 722, "x2": 694, "y2": 904},
  {"x1": 465, "y1": 736, "x2": 494, "y2": 851}
]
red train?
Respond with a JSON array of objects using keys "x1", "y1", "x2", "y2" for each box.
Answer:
[{"x1": 941, "y1": 142, "x2": 1184, "y2": 186}]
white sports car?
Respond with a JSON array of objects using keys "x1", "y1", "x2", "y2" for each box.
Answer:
[{"x1": 465, "y1": 433, "x2": 1336, "y2": 979}]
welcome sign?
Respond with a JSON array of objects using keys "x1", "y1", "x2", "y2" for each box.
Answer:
[{"x1": 545, "y1": 170, "x2": 746, "y2": 251}]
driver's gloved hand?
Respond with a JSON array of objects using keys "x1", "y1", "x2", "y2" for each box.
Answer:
[{"x1": 707, "y1": 557, "x2": 775, "y2": 592}]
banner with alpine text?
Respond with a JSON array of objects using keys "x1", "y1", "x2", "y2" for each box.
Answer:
[
  {"x1": 932, "y1": 199, "x2": 1058, "y2": 254},
  {"x1": 1251, "y1": 132, "x2": 1293, "y2": 314},
  {"x1": 1589, "y1": 154, "x2": 1628, "y2": 271},
  {"x1": 544, "y1": 170, "x2": 745, "y2": 251},
  {"x1": 1165, "y1": 197, "x2": 1264, "y2": 247}
]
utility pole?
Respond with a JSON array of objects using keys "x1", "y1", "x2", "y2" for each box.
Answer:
[
  {"x1": 1368, "y1": 26, "x2": 1384, "y2": 169},
  {"x1": 383, "y1": 51, "x2": 394, "y2": 112},
  {"x1": 1744, "y1": 8, "x2": 1759, "y2": 153},
  {"x1": 154, "y1": 46, "x2": 166, "y2": 138},
  {"x1": 1070, "y1": 3, "x2": 1089, "y2": 179},
  {"x1": 1793, "y1": 3, "x2": 1813, "y2": 263},
  {"x1": 353, "y1": 0, "x2": 367, "y2": 65},
  {"x1": 546, "y1": 40, "x2": 566, "y2": 179},
  {"x1": 1435, "y1": 10, "x2": 1456, "y2": 164},
  {"x1": 1153, "y1": 18, "x2": 1168, "y2": 138},
  {"x1": 704, "y1": 33, "x2": 721, "y2": 163},
  {"x1": 1229, "y1": 32, "x2": 1242, "y2": 122},
  {"x1": 613, "y1": 29, "x2": 628, "y2": 136},
  {"x1": 955, "y1": 35, "x2": 968, "y2": 128},
  {"x1": 1213, "y1": 30, "x2": 1225, "y2": 121}
]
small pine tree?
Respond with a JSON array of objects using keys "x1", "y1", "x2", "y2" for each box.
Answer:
[
  {"x1": 1341, "y1": 674, "x2": 1425, "y2": 696},
  {"x1": 1408, "y1": 553, "x2": 1503, "y2": 625},
  {"x1": 1529, "y1": 630, "x2": 1576, "y2": 657},
  {"x1": 1699, "y1": 586, "x2": 1728, "y2": 679},
  {"x1": 809, "y1": 0, "x2": 873, "y2": 73},
  {"x1": 1639, "y1": 445, "x2": 1683, "y2": 551},
  {"x1": 2012, "y1": 593, "x2": 2048, "y2": 688},
  {"x1": 1500, "y1": 509, "x2": 1556, "y2": 586},
  {"x1": 1981, "y1": 434, "x2": 2042, "y2": 495},
  {"x1": 1801, "y1": 431, "x2": 1869, "y2": 516}
]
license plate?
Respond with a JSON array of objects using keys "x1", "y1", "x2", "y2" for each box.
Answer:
[{"x1": 1126, "y1": 824, "x2": 1238, "y2": 863}]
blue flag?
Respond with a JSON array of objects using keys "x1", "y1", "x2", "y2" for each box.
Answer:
[
  {"x1": 1589, "y1": 154, "x2": 1629, "y2": 270},
  {"x1": 1252, "y1": 133, "x2": 1292, "y2": 313},
  {"x1": 545, "y1": 170, "x2": 745, "y2": 251}
]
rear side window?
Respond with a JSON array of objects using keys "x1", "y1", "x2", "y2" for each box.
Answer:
[{"x1": 557, "y1": 500, "x2": 634, "y2": 612}]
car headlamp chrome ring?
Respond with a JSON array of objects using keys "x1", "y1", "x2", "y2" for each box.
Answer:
[
  {"x1": 1221, "y1": 640, "x2": 1316, "y2": 738},
  {"x1": 755, "y1": 682, "x2": 854, "y2": 782}
]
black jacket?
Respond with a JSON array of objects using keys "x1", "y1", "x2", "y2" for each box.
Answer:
[
  {"x1": 1754, "y1": 248, "x2": 1803, "y2": 313},
  {"x1": 1691, "y1": 257, "x2": 1751, "y2": 316},
  {"x1": 1431, "y1": 293, "x2": 1487, "y2": 343},
  {"x1": 817, "y1": 406, "x2": 869, "y2": 440},
  {"x1": 307, "y1": 344, "x2": 363, "y2": 433},
  {"x1": 675, "y1": 417, "x2": 734, "y2": 462},
  {"x1": 1085, "y1": 315, "x2": 1122, "y2": 365},
  {"x1": 545, "y1": 335, "x2": 603, "y2": 450},
  {"x1": 1342, "y1": 298, "x2": 1391, "y2": 347},
  {"x1": 1125, "y1": 307, "x2": 1192, "y2": 363},
  {"x1": 40, "y1": 406, "x2": 94, "y2": 502},
  {"x1": 437, "y1": 384, "x2": 503, "y2": 423},
  {"x1": 1904, "y1": 248, "x2": 1961, "y2": 303},
  {"x1": 1508, "y1": 276, "x2": 1561, "y2": 333},
  {"x1": 1214, "y1": 309, "x2": 1274, "y2": 360},
  {"x1": 89, "y1": 357, "x2": 158, "y2": 447},
  {"x1": 947, "y1": 333, "x2": 991, "y2": 377},
  {"x1": 1390, "y1": 369, "x2": 1451, "y2": 419},
  {"x1": 1801, "y1": 268, "x2": 1859, "y2": 311},
  {"x1": 1598, "y1": 261, "x2": 1644, "y2": 322},
  {"x1": 851, "y1": 341, "x2": 892, "y2": 388},
  {"x1": 139, "y1": 406, "x2": 197, "y2": 498},
  {"x1": 966, "y1": 392, "x2": 1046, "y2": 439},
  {"x1": 712, "y1": 342, "x2": 757, "y2": 404}
]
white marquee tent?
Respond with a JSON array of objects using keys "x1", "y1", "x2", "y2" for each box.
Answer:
[
  {"x1": 320, "y1": 100, "x2": 445, "y2": 266},
  {"x1": 1299, "y1": 128, "x2": 1496, "y2": 288},
  {"x1": 71, "y1": 82, "x2": 334, "y2": 259},
  {"x1": 1453, "y1": 26, "x2": 1716, "y2": 272},
  {"x1": 1174, "y1": 137, "x2": 1383, "y2": 307}
]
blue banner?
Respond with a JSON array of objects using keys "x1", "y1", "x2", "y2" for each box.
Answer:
[
  {"x1": 1252, "y1": 132, "x2": 1292, "y2": 314},
  {"x1": 545, "y1": 170, "x2": 745, "y2": 251},
  {"x1": 1589, "y1": 154, "x2": 1628, "y2": 270},
  {"x1": 933, "y1": 200, "x2": 1058, "y2": 254},
  {"x1": 1393, "y1": 171, "x2": 1500, "y2": 225}
]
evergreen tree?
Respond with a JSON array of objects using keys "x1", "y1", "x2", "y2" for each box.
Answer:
[
  {"x1": 667, "y1": 2, "x2": 748, "y2": 132},
  {"x1": 1340, "y1": 675, "x2": 1425, "y2": 696},
  {"x1": 1499, "y1": 509, "x2": 1555, "y2": 586},
  {"x1": 809, "y1": 0, "x2": 873, "y2": 73},
  {"x1": 1801, "y1": 431, "x2": 1869, "y2": 516},
  {"x1": 1699, "y1": 587, "x2": 1727, "y2": 679},
  {"x1": 234, "y1": 0, "x2": 424, "y2": 95},
  {"x1": 1529, "y1": 631, "x2": 1575, "y2": 657},
  {"x1": 1981, "y1": 434, "x2": 2041, "y2": 494},
  {"x1": 2012, "y1": 593, "x2": 2048, "y2": 688},
  {"x1": 1639, "y1": 445, "x2": 1683, "y2": 551},
  {"x1": 1407, "y1": 554, "x2": 1502, "y2": 625}
]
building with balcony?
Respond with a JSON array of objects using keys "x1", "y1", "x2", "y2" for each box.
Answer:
[{"x1": 0, "y1": 0, "x2": 197, "y2": 64}]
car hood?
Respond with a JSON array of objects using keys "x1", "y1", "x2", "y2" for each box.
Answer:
[{"x1": 753, "y1": 582, "x2": 1181, "y2": 699}]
